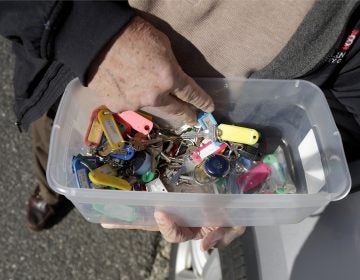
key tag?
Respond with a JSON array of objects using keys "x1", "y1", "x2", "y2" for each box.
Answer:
[
  {"x1": 113, "y1": 114, "x2": 132, "y2": 137},
  {"x1": 145, "y1": 178, "x2": 168, "y2": 192},
  {"x1": 217, "y1": 124, "x2": 260, "y2": 145},
  {"x1": 194, "y1": 154, "x2": 230, "y2": 184},
  {"x1": 88, "y1": 164, "x2": 132, "y2": 191},
  {"x1": 191, "y1": 141, "x2": 228, "y2": 164},
  {"x1": 198, "y1": 112, "x2": 218, "y2": 130},
  {"x1": 84, "y1": 106, "x2": 107, "y2": 147},
  {"x1": 236, "y1": 163, "x2": 271, "y2": 193},
  {"x1": 118, "y1": 111, "x2": 153, "y2": 135},
  {"x1": 110, "y1": 144, "x2": 135, "y2": 161},
  {"x1": 262, "y1": 154, "x2": 286, "y2": 187},
  {"x1": 98, "y1": 109, "x2": 125, "y2": 149},
  {"x1": 132, "y1": 151, "x2": 152, "y2": 176},
  {"x1": 72, "y1": 155, "x2": 100, "y2": 189}
]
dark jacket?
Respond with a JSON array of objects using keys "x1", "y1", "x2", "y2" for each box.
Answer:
[
  {"x1": 0, "y1": 1, "x2": 360, "y2": 160},
  {"x1": 0, "y1": 1, "x2": 134, "y2": 130}
]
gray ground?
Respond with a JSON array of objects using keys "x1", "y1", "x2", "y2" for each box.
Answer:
[{"x1": 0, "y1": 37, "x2": 170, "y2": 280}]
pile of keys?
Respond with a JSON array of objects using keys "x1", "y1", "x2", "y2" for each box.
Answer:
[{"x1": 72, "y1": 106, "x2": 296, "y2": 194}]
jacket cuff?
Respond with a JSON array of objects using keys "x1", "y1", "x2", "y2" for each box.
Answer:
[{"x1": 54, "y1": 1, "x2": 134, "y2": 85}]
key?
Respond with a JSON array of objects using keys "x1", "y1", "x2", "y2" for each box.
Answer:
[
  {"x1": 180, "y1": 126, "x2": 217, "y2": 142},
  {"x1": 160, "y1": 152, "x2": 171, "y2": 163},
  {"x1": 97, "y1": 109, "x2": 125, "y2": 149},
  {"x1": 179, "y1": 129, "x2": 205, "y2": 140},
  {"x1": 174, "y1": 124, "x2": 192, "y2": 135},
  {"x1": 169, "y1": 146, "x2": 196, "y2": 184},
  {"x1": 118, "y1": 111, "x2": 154, "y2": 135},
  {"x1": 230, "y1": 143, "x2": 260, "y2": 161},
  {"x1": 146, "y1": 145, "x2": 163, "y2": 172},
  {"x1": 217, "y1": 124, "x2": 260, "y2": 145},
  {"x1": 129, "y1": 137, "x2": 164, "y2": 151}
]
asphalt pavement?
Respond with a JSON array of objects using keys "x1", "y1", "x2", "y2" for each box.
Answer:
[{"x1": 0, "y1": 36, "x2": 170, "y2": 280}]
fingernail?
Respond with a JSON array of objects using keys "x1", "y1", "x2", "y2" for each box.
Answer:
[{"x1": 204, "y1": 102, "x2": 215, "y2": 112}]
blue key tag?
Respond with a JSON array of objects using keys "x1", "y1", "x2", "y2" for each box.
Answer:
[
  {"x1": 72, "y1": 155, "x2": 100, "y2": 189},
  {"x1": 110, "y1": 144, "x2": 135, "y2": 161},
  {"x1": 198, "y1": 112, "x2": 217, "y2": 130}
]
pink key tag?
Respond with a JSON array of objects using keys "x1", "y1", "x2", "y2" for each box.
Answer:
[
  {"x1": 236, "y1": 163, "x2": 271, "y2": 193},
  {"x1": 113, "y1": 114, "x2": 132, "y2": 137},
  {"x1": 117, "y1": 111, "x2": 153, "y2": 135},
  {"x1": 191, "y1": 141, "x2": 228, "y2": 164}
]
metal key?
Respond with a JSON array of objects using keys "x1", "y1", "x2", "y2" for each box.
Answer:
[
  {"x1": 169, "y1": 145, "x2": 197, "y2": 184},
  {"x1": 146, "y1": 144, "x2": 163, "y2": 172},
  {"x1": 129, "y1": 137, "x2": 164, "y2": 151},
  {"x1": 180, "y1": 126, "x2": 217, "y2": 142}
]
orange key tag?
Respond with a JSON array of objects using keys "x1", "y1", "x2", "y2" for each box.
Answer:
[
  {"x1": 98, "y1": 109, "x2": 124, "y2": 149},
  {"x1": 118, "y1": 111, "x2": 153, "y2": 135},
  {"x1": 84, "y1": 106, "x2": 107, "y2": 147}
]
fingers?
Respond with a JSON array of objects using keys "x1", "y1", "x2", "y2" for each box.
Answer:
[
  {"x1": 172, "y1": 72, "x2": 215, "y2": 113},
  {"x1": 155, "y1": 94, "x2": 198, "y2": 125},
  {"x1": 154, "y1": 211, "x2": 201, "y2": 243},
  {"x1": 101, "y1": 223, "x2": 159, "y2": 231},
  {"x1": 201, "y1": 226, "x2": 246, "y2": 251}
]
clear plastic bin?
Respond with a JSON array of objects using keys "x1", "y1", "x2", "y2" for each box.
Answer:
[{"x1": 47, "y1": 78, "x2": 351, "y2": 226}]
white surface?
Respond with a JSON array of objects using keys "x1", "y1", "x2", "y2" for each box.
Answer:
[
  {"x1": 298, "y1": 129, "x2": 325, "y2": 194},
  {"x1": 254, "y1": 192, "x2": 360, "y2": 280}
]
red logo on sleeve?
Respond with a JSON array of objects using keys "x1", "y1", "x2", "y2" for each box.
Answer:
[{"x1": 341, "y1": 29, "x2": 359, "y2": 51}]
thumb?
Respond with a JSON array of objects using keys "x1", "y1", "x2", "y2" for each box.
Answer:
[
  {"x1": 172, "y1": 71, "x2": 215, "y2": 113},
  {"x1": 201, "y1": 226, "x2": 246, "y2": 251},
  {"x1": 155, "y1": 94, "x2": 197, "y2": 125}
]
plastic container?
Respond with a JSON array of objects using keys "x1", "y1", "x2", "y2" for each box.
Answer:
[{"x1": 47, "y1": 78, "x2": 351, "y2": 226}]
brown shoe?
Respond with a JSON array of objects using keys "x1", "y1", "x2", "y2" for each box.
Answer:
[{"x1": 26, "y1": 186, "x2": 74, "y2": 231}]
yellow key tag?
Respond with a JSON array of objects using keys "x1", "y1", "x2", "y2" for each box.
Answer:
[
  {"x1": 98, "y1": 109, "x2": 124, "y2": 149},
  {"x1": 89, "y1": 164, "x2": 131, "y2": 191},
  {"x1": 92, "y1": 164, "x2": 117, "y2": 176},
  {"x1": 217, "y1": 124, "x2": 259, "y2": 145},
  {"x1": 87, "y1": 120, "x2": 103, "y2": 146}
]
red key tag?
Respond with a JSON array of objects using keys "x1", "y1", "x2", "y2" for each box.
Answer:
[
  {"x1": 117, "y1": 111, "x2": 153, "y2": 135},
  {"x1": 191, "y1": 141, "x2": 228, "y2": 164},
  {"x1": 84, "y1": 106, "x2": 106, "y2": 147}
]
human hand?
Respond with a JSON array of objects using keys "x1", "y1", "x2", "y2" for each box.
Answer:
[
  {"x1": 88, "y1": 16, "x2": 214, "y2": 125},
  {"x1": 102, "y1": 211, "x2": 245, "y2": 251}
]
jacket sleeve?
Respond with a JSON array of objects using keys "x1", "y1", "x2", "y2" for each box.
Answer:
[{"x1": 0, "y1": 1, "x2": 135, "y2": 130}]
